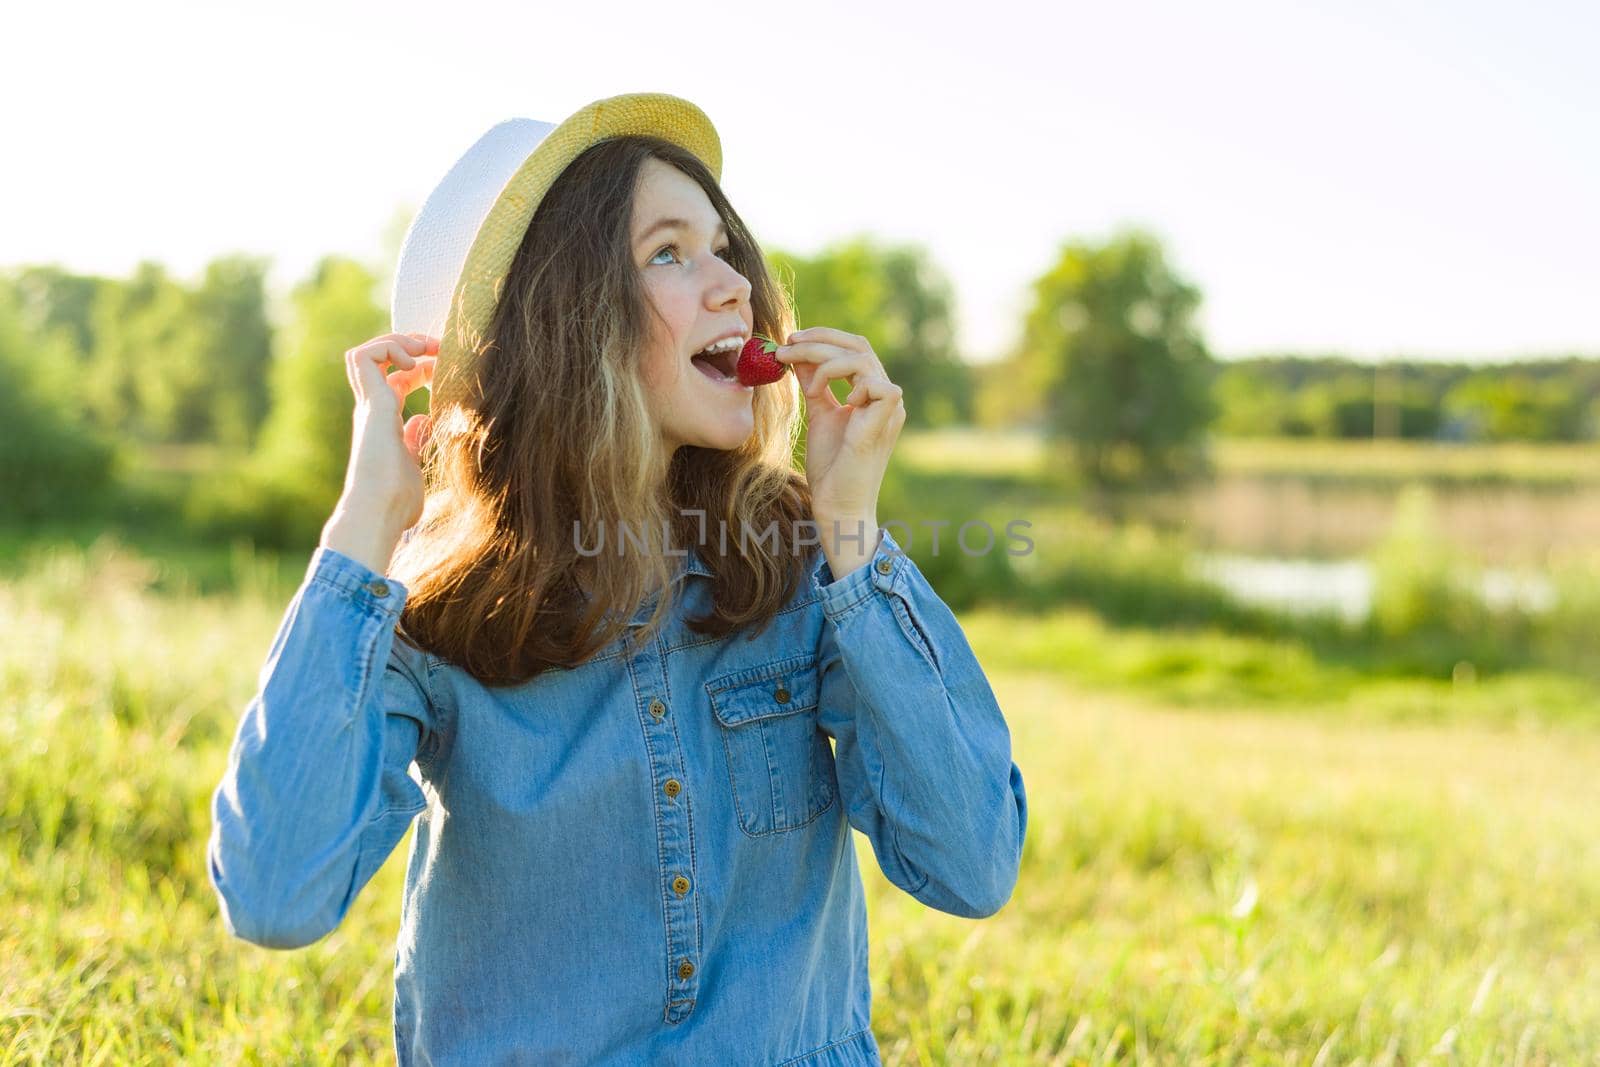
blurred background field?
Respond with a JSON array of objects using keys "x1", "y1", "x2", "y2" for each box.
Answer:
[
  {"x1": 7, "y1": 414, "x2": 1600, "y2": 1062},
  {"x1": 8, "y1": 220, "x2": 1600, "y2": 1067}
]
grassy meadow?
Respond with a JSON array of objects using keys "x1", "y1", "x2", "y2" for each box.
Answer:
[{"x1": 5, "y1": 432, "x2": 1600, "y2": 1063}]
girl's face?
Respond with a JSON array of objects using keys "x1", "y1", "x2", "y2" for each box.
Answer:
[{"x1": 632, "y1": 157, "x2": 756, "y2": 454}]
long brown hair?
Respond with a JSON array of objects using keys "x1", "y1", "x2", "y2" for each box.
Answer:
[{"x1": 388, "y1": 134, "x2": 815, "y2": 686}]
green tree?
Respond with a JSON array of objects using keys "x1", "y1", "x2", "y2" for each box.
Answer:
[
  {"x1": 1016, "y1": 228, "x2": 1216, "y2": 486},
  {"x1": 0, "y1": 278, "x2": 121, "y2": 520},
  {"x1": 1443, "y1": 375, "x2": 1586, "y2": 442},
  {"x1": 192, "y1": 254, "x2": 274, "y2": 450},
  {"x1": 85, "y1": 261, "x2": 211, "y2": 442},
  {"x1": 1212, "y1": 364, "x2": 1294, "y2": 437},
  {"x1": 7, "y1": 265, "x2": 111, "y2": 366},
  {"x1": 187, "y1": 256, "x2": 387, "y2": 548},
  {"x1": 255, "y1": 255, "x2": 388, "y2": 500},
  {"x1": 12, "y1": 259, "x2": 272, "y2": 448},
  {"x1": 772, "y1": 237, "x2": 972, "y2": 427}
]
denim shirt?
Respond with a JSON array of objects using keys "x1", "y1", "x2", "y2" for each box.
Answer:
[{"x1": 208, "y1": 527, "x2": 1028, "y2": 1066}]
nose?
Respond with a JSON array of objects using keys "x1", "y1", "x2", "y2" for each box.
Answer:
[{"x1": 707, "y1": 257, "x2": 751, "y2": 309}]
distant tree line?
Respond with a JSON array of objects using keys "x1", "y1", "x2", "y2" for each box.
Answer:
[
  {"x1": 1212, "y1": 355, "x2": 1600, "y2": 442},
  {"x1": 0, "y1": 235, "x2": 978, "y2": 539},
  {"x1": 6, "y1": 224, "x2": 1593, "y2": 535}
]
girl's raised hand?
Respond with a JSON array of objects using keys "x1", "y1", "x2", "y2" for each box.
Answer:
[{"x1": 339, "y1": 332, "x2": 438, "y2": 533}]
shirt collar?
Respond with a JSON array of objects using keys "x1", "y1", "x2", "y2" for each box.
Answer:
[
  {"x1": 619, "y1": 546, "x2": 714, "y2": 626},
  {"x1": 612, "y1": 546, "x2": 826, "y2": 627},
  {"x1": 681, "y1": 547, "x2": 714, "y2": 579}
]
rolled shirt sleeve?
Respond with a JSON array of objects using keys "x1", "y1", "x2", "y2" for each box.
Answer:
[
  {"x1": 207, "y1": 546, "x2": 442, "y2": 949},
  {"x1": 811, "y1": 528, "x2": 1028, "y2": 919}
]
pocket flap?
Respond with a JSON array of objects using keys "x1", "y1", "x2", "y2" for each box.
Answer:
[{"x1": 706, "y1": 653, "x2": 820, "y2": 727}]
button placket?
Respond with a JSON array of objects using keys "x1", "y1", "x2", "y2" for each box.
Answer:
[{"x1": 624, "y1": 644, "x2": 701, "y2": 1025}]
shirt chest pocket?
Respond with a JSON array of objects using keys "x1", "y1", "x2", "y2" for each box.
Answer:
[{"x1": 706, "y1": 653, "x2": 836, "y2": 837}]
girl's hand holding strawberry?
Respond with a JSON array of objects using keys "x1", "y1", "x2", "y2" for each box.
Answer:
[{"x1": 762, "y1": 327, "x2": 906, "y2": 575}]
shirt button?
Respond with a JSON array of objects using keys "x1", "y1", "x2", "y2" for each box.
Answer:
[
  {"x1": 365, "y1": 579, "x2": 391, "y2": 597},
  {"x1": 672, "y1": 875, "x2": 691, "y2": 896},
  {"x1": 774, "y1": 686, "x2": 790, "y2": 704},
  {"x1": 664, "y1": 779, "x2": 681, "y2": 798},
  {"x1": 677, "y1": 959, "x2": 695, "y2": 980},
  {"x1": 649, "y1": 699, "x2": 666, "y2": 719},
  {"x1": 875, "y1": 558, "x2": 893, "y2": 575}
]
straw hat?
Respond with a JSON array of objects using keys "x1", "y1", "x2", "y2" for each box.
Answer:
[{"x1": 389, "y1": 92, "x2": 723, "y2": 413}]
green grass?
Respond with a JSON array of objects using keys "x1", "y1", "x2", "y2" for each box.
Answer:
[
  {"x1": 959, "y1": 605, "x2": 1600, "y2": 728},
  {"x1": 887, "y1": 673, "x2": 1600, "y2": 1062},
  {"x1": 5, "y1": 533, "x2": 1600, "y2": 1062}
]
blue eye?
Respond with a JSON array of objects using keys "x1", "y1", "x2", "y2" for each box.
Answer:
[{"x1": 649, "y1": 243, "x2": 734, "y2": 266}]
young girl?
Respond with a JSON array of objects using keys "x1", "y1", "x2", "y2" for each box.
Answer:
[{"x1": 207, "y1": 92, "x2": 1027, "y2": 1066}]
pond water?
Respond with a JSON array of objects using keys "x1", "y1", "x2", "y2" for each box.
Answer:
[
  {"x1": 1151, "y1": 478, "x2": 1600, "y2": 562},
  {"x1": 1194, "y1": 553, "x2": 1558, "y2": 622}
]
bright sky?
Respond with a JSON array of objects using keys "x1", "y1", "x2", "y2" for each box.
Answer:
[{"x1": 4, "y1": 0, "x2": 1595, "y2": 362}]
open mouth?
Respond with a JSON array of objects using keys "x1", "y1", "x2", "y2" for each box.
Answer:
[{"x1": 690, "y1": 344, "x2": 743, "y2": 385}]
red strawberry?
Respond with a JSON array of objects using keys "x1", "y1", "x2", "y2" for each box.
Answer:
[{"x1": 737, "y1": 334, "x2": 788, "y2": 387}]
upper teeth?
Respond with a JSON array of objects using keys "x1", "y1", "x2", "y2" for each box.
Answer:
[{"x1": 699, "y1": 336, "x2": 743, "y2": 355}]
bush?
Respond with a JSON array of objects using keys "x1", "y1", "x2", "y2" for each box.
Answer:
[
  {"x1": 181, "y1": 461, "x2": 330, "y2": 551},
  {"x1": 0, "y1": 279, "x2": 123, "y2": 521}
]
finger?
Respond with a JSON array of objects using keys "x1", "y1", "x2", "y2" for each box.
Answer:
[
  {"x1": 350, "y1": 346, "x2": 398, "y2": 409},
  {"x1": 843, "y1": 372, "x2": 900, "y2": 406},
  {"x1": 353, "y1": 343, "x2": 419, "y2": 382},
  {"x1": 387, "y1": 373, "x2": 410, "y2": 412},
  {"x1": 800, "y1": 355, "x2": 869, "y2": 399},
  {"x1": 403, "y1": 413, "x2": 432, "y2": 458},
  {"x1": 786, "y1": 327, "x2": 868, "y2": 351},
  {"x1": 792, "y1": 360, "x2": 844, "y2": 411},
  {"x1": 378, "y1": 332, "x2": 437, "y2": 356},
  {"x1": 348, "y1": 342, "x2": 418, "y2": 409},
  {"x1": 351, "y1": 338, "x2": 418, "y2": 373},
  {"x1": 806, "y1": 355, "x2": 883, "y2": 404},
  {"x1": 773, "y1": 340, "x2": 839, "y2": 366},
  {"x1": 843, "y1": 375, "x2": 904, "y2": 427},
  {"x1": 848, "y1": 382, "x2": 904, "y2": 442},
  {"x1": 778, "y1": 344, "x2": 887, "y2": 396},
  {"x1": 386, "y1": 355, "x2": 437, "y2": 398},
  {"x1": 776, "y1": 339, "x2": 878, "y2": 367}
]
